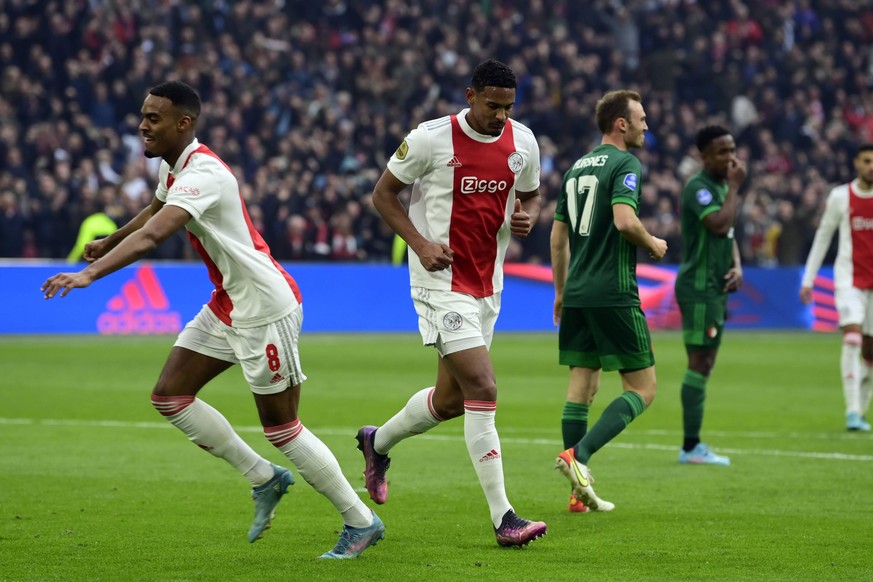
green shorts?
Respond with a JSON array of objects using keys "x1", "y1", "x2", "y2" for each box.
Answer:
[
  {"x1": 558, "y1": 306, "x2": 655, "y2": 372},
  {"x1": 678, "y1": 298, "x2": 727, "y2": 349}
]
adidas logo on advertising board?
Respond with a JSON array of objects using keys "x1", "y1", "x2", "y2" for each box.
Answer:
[{"x1": 97, "y1": 265, "x2": 182, "y2": 335}]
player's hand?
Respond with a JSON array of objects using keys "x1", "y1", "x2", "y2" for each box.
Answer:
[
  {"x1": 553, "y1": 294, "x2": 563, "y2": 327},
  {"x1": 509, "y1": 199, "x2": 532, "y2": 239},
  {"x1": 83, "y1": 238, "x2": 110, "y2": 263},
  {"x1": 799, "y1": 286, "x2": 813, "y2": 305},
  {"x1": 723, "y1": 267, "x2": 743, "y2": 293},
  {"x1": 727, "y1": 157, "x2": 747, "y2": 187},
  {"x1": 41, "y1": 271, "x2": 94, "y2": 299},
  {"x1": 649, "y1": 237, "x2": 668, "y2": 261},
  {"x1": 417, "y1": 241, "x2": 454, "y2": 272}
]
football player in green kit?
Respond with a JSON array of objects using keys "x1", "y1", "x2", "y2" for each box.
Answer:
[
  {"x1": 551, "y1": 90, "x2": 667, "y2": 512},
  {"x1": 675, "y1": 125, "x2": 746, "y2": 466}
]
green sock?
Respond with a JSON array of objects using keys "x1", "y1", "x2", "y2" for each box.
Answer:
[
  {"x1": 576, "y1": 391, "x2": 646, "y2": 464},
  {"x1": 561, "y1": 401, "x2": 589, "y2": 449},
  {"x1": 681, "y1": 369, "x2": 708, "y2": 451}
]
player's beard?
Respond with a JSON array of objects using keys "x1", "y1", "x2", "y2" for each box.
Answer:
[{"x1": 626, "y1": 123, "x2": 645, "y2": 149}]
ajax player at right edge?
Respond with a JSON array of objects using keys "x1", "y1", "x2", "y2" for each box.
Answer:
[{"x1": 801, "y1": 144, "x2": 873, "y2": 432}]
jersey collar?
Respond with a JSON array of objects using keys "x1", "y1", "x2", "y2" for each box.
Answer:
[
  {"x1": 168, "y1": 138, "x2": 201, "y2": 175},
  {"x1": 458, "y1": 108, "x2": 506, "y2": 143}
]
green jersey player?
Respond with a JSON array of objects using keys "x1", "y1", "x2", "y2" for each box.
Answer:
[
  {"x1": 674, "y1": 125, "x2": 746, "y2": 466},
  {"x1": 551, "y1": 90, "x2": 667, "y2": 513}
]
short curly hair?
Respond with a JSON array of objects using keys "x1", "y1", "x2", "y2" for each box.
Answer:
[
  {"x1": 148, "y1": 81, "x2": 201, "y2": 119},
  {"x1": 696, "y1": 125, "x2": 731, "y2": 153},
  {"x1": 470, "y1": 59, "x2": 516, "y2": 91}
]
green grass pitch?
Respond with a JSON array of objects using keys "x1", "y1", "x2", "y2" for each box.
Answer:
[{"x1": 1, "y1": 331, "x2": 871, "y2": 581}]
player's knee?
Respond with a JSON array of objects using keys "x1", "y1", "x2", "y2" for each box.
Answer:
[
  {"x1": 432, "y1": 392, "x2": 465, "y2": 419},
  {"x1": 436, "y1": 402, "x2": 464, "y2": 419},
  {"x1": 151, "y1": 376, "x2": 176, "y2": 398},
  {"x1": 464, "y1": 380, "x2": 497, "y2": 404},
  {"x1": 150, "y1": 392, "x2": 194, "y2": 417},
  {"x1": 697, "y1": 362, "x2": 714, "y2": 377},
  {"x1": 640, "y1": 385, "x2": 656, "y2": 407},
  {"x1": 689, "y1": 352, "x2": 716, "y2": 376},
  {"x1": 151, "y1": 374, "x2": 197, "y2": 408},
  {"x1": 624, "y1": 373, "x2": 656, "y2": 407}
]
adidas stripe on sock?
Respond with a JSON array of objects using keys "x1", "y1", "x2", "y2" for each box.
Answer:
[
  {"x1": 464, "y1": 400, "x2": 512, "y2": 528},
  {"x1": 266, "y1": 420, "x2": 371, "y2": 528},
  {"x1": 151, "y1": 395, "x2": 273, "y2": 486}
]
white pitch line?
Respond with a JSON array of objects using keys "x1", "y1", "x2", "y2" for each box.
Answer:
[{"x1": 2, "y1": 417, "x2": 871, "y2": 462}]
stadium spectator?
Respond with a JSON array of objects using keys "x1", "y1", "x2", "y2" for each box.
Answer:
[
  {"x1": 355, "y1": 59, "x2": 548, "y2": 548},
  {"x1": 65, "y1": 198, "x2": 117, "y2": 264},
  {"x1": 0, "y1": 189, "x2": 28, "y2": 257},
  {"x1": 0, "y1": 0, "x2": 871, "y2": 269},
  {"x1": 41, "y1": 81, "x2": 386, "y2": 558}
]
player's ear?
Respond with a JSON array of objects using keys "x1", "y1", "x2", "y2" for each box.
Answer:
[{"x1": 177, "y1": 114, "x2": 193, "y2": 132}]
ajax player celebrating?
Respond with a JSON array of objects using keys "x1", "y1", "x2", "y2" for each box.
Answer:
[
  {"x1": 42, "y1": 81, "x2": 384, "y2": 558},
  {"x1": 356, "y1": 59, "x2": 547, "y2": 547}
]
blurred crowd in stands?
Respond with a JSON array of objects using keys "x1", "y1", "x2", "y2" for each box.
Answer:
[{"x1": 1, "y1": 0, "x2": 871, "y2": 266}]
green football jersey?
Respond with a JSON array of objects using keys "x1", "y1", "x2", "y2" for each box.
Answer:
[
  {"x1": 674, "y1": 171, "x2": 734, "y2": 303},
  {"x1": 554, "y1": 144, "x2": 643, "y2": 307}
]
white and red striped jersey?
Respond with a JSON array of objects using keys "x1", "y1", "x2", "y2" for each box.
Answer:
[
  {"x1": 155, "y1": 139, "x2": 301, "y2": 327},
  {"x1": 387, "y1": 109, "x2": 540, "y2": 298},
  {"x1": 802, "y1": 179, "x2": 873, "y2": 291}
]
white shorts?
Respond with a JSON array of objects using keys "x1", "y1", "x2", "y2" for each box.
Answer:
[
  {"x1": 411, "y1": 287, "x2": 501, "y2": 356},
  {"x1": 175, "y1": 305, "x2": 307, "y2": 395},
  {"x1": 835, "y1": 287, "x2": 873, "y2": 334}
]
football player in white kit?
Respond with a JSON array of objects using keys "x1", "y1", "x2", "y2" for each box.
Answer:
[
  {"x1": 355, "y1": 60, "x2": 548, "y2": 547},
  {"x1": 42, "y1": 81, "x2": 385, "y2": 558},
  {"x1": 801, "y1": 144, "x2": 873, "y2": 432}
]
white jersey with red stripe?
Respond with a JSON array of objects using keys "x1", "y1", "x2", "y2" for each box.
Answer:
[
  {"x1": 802, "y1": 179, "x2": 873, "y2": 291},
  {"x1": 155, "y1": 139, "x2": 301, "y2": 328},
  {"x1": 387, "y1": 109, "x2": 540, "y2": 298}
]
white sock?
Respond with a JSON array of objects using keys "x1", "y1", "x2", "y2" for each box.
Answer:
[
  {"x1": 152, "y1": 395, "x2": 274, "y2": 486},
  {"x1": 265, "y1": 420, "x2": 372, "y2": 528},
  {"x1": 862, "y1": 360, "x2": 873, "y2": 415},
  {"x1": 464, "y1": 401, "x2": 512, "y2": 528},
  {"x1": 373, "y1": 387, "x2": 443, "y2": 455},
  {"x1": 841, "y1": 333, "x2": 862, "y2": 415}
]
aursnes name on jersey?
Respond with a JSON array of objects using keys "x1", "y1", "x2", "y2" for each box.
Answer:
[{"x1": 572, "y1": 155, "x2": 609, "y2": 170}]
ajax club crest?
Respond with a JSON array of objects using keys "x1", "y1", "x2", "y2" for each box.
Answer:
[
  {"x1": 443, "y1": 312, "x2": 463, "y2": 331},
  {"x1": 507, "y1": 152, "x2": 523, "y2": 174}
]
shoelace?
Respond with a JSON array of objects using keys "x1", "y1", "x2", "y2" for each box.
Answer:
[
  {"x1": 253, "y1": 482, "x2": 272, "y2": 497},
  {"x1": 503, "y1": 512, "x2": 530, "y2": 530},
  {"x1": 330, "y1": 528, "x2": 353, "y2": 553},
  {"x1": 368, "y1": 435, "x2": 391, "y2": 473},
  {"x1": 375, "y1": 456, "x2": 390, "y2": 474}
]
